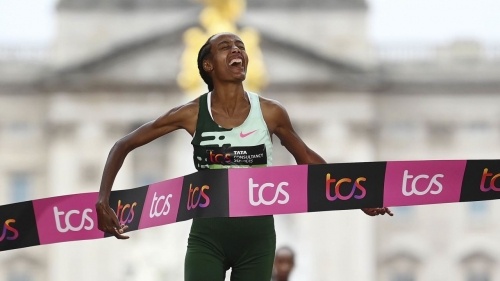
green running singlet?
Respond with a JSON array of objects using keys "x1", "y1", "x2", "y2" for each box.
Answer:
[{"x1": 185, "y1": 92, "x2": 276, "y2": 281}]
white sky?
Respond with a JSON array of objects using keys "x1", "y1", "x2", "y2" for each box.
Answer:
[
  {"x1": 0, "y1": 0, "x2": 499, "y2": 45},
  {"x1": 366, "y1": 0, "x2": 500, "y2": 45},
  {"x1": 0, "y1": 0, "x2": 56, "y2": 45}
]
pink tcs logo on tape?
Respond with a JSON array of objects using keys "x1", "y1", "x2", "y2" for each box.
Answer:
[
  {"x1": 228, "y1": 165, "x2": 308, "y2": 217},
  {"x1": 384, "y1": 160, "x2": 467, "y2": 207},
  {"x1": 138, "y1": 177, "x2": 184, "y2": 229},
  {"x1": 32, "y1": 193, "x2": 103, "y2": 245},
  {"x1": 0, "y1": 219, "x2": 18, "y2": 242}
]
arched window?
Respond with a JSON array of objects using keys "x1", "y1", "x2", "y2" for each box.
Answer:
[
  {"x1": 461, "y1": 252, "x2": 494, "y2": 281},
  {"x1": 9, "y1": 172, "x2": 33, "y2": 203},
  {"x1": 379, "y1": 252, "x2": 420, "y2": 281},
  {"x1": 4, "y1": 254, "x2": 43, "y2": 281},
  {"x1": 468, "y1": 201, "x2": 489, "y2": 216}
]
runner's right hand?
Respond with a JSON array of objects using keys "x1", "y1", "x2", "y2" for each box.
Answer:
[{"x1": 95, "y1": 202, "x2": 129, "y2": 239}]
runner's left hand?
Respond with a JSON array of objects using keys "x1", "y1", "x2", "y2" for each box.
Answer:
[{"x1": 361, "y1": 207, "x2": 393, "y2": 216}]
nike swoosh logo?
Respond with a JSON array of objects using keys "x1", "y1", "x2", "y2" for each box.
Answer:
[{"x1": 240, "y1": 130, "x2": 257, "y2": 138}]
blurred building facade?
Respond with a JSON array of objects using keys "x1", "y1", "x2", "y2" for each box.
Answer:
[{"x1": 1, "y1": 0, "x2": 500, "y2": 281}]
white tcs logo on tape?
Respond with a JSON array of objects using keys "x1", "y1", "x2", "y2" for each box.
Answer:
[
  {"x1": 248, "y1": 178, "x2": 290, "y2": 206},
  {"x1": 149, "y1": 192, "x2": 173, "y2": 218},
  {"x1": 53, "y1": 207, "x2": 94, "y2": 233},
  {"x1": 402, "y1": 170, "x2": 444, "y2": 196}
]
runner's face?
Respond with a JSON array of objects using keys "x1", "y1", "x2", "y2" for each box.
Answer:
[
  {"x1": 274, "y1": 253, "x2": 294, "y2": 280},
  {"x1": 205, "y1": 33, "x2": 248, "y2": 84}
]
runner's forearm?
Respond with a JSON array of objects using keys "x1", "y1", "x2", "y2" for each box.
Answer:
[
  {"x1": 295, "y1": 147, "x2": 326, "y2": 165},
  {"x1": 97, "y1": 141, "x2": 130, "y2": 204}
]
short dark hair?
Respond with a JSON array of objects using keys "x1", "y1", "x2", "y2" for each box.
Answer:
[
  {"x1": 275, "y1": 246, "x2": 295, "y2": 259},
  {"x1": 197, "y1": 35, "x2": 216, "y2": 92}
]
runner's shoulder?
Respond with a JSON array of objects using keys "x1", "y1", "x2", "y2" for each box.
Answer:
[
  {"x1": 168, "y1": 97, "x2": 200, "y2": 119},
  {"x1": 258, "y1": 95, "x2": 288, "y2": 117},
  {"x1": 152, "y1": 97, "x2": 200, "y2": 129}
]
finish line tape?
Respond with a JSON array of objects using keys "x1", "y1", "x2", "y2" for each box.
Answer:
[{"x1": 1, "y1": 159, "x2": 499, "y2": 252}]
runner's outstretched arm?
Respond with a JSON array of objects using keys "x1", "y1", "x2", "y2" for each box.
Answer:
[
  {"x1": 95, "y1": 100, "x2": 198, "y2": 239},
  {"x1": 262, "y1": 99, "x2": 393, "y2": 217}
]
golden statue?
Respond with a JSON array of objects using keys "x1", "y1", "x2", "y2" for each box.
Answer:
[{"x1": 177, "y1": 0, "x2": 267, "y2": 95}]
